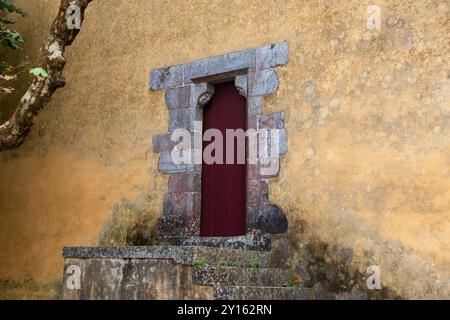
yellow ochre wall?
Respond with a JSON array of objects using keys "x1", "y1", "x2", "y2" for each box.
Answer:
[{"x1": 0, "y1": 0, "x2": 448, "y2": 299}]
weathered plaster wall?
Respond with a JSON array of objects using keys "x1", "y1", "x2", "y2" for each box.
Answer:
[{"x1": 0, "y1": 0, "x2": 448, "y2": 299}]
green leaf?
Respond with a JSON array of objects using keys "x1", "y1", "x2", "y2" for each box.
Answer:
[
  {"x1": 30, "y1": 67, "x2": 48, "y2": 78},
  {"x1": 0, "y1": 17, "x2": 15, "y2": 24},
  {"x1": 0, "y1": 0, "x2": 27, "y2": 17},
  {"x1": 1, "y1": 28, "x2": 25, "y2": 50}
]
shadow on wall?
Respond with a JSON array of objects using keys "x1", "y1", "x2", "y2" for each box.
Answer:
[
  {"x1": 98, "y1": 194, "x2": 160, "y2": 246},
  {"x1": 285, "y1": 215, "x2": 402, "y2": 300}
]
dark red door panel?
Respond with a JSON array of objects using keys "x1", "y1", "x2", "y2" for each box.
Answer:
[{"x1": 201, "y1": 81, "x2": 246, "y2": 237}]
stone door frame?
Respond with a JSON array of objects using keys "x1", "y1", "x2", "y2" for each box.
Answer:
[{"x1": 150, "y1": 41, "x2": 289, "y2": 237}]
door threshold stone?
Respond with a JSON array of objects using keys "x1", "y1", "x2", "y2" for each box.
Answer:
[{"x1": 162, "y1": 233, "x2": 272, "y2": 251}]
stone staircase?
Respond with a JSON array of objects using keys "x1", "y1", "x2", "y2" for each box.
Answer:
[
  {"x1": 193, "y1": 265, "x2": 313, "y2": 300},
  {"x1": 62, "y1": 235, "x2": 315, "y2": 300}
]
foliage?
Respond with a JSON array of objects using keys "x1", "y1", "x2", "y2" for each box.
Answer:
[
  {"x1": 0, "y1": 0, "x2": 26, "y2": 16},
  {"x1": 218, "y1": 260, "x2": 235, "y2": 268},
  {"x1": 0, "y1": 0, "x2": 27, "y2": 94},
  {"x1": 193, "y1": 257, "x2": 207, "y2": 268},
  {"x1": 248, "y1": 260, "x2": 261, "y2": 269},
  {"x1": 30, "y1": 67, "x2": 48, "y2": 78},
  {"x1": 0, "y1": 0, "x2": 26, "y2": 53},
  {"x1": 287, "y1": 273, "x2": 302, "y2": 287}
]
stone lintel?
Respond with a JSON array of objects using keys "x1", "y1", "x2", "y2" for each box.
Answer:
[{"x1": 149, "y1": 41, "x2": 289, "y2": 90}]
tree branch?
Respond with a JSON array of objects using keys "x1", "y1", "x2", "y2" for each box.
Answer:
[{"x1": 0, "y1": 0, "x2": 93, "y2": 151}]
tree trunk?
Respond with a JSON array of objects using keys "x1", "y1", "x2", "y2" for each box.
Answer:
[{"x1": 0, "y1": 0, "x2": 93, "y2": 151}]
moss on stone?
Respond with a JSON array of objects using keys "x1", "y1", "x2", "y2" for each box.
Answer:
[
  {"x1": 287, "y1": 230, "x2": 402, "y2": 299},
  {"x1": 98, "y1": 195, "x2": 159, "y2": 246}
]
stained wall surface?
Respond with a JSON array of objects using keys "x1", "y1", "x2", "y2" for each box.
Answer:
[{"x1": 0, "y1": 0, "x2": 448, "y2": 299}]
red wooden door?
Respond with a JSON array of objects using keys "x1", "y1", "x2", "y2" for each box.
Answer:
[{"x1": 201, "y1": 81, "x2": 246, "y2": 237}]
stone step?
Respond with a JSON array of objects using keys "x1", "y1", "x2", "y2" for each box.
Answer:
[
  {"x1": 193, "y1": 267, "x2": 291, "y2": 286},
  {"x1": 214, "y1": 286, "x2": 314, "y2": 300},
  {"x1": 62, "y1": 245, "x2": 286, "y2": 268},
  {"x1": 163, "y1": 234, "x2": 271, "y2": 251},
  {"x1": 189, "y1": 246, "x2": 284, "y2": 268}
]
